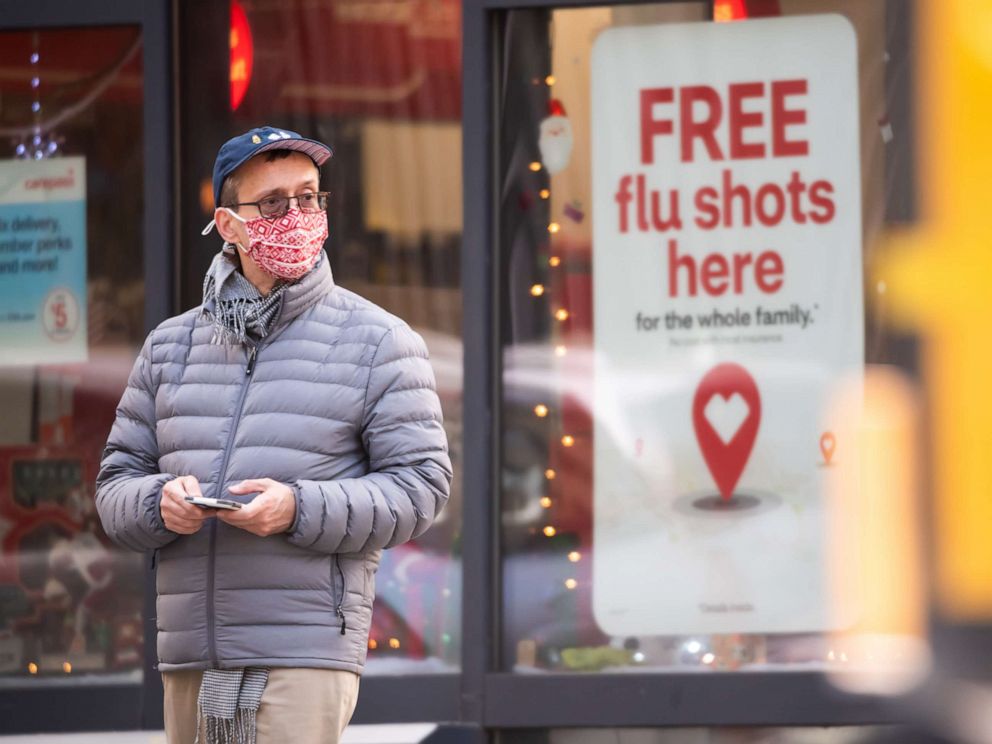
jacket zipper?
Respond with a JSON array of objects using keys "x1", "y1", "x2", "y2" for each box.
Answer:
[
  {"x1": 207, "y1": 342, "x2": 258, "y2": 666},
  {"x1": 333, "y1": 555, "x2": 348, "y2": 635}
]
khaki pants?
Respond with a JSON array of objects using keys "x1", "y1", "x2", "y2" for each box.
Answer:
[{"x1": 163, "y1": 668, "x2": 360, "y2": 744}]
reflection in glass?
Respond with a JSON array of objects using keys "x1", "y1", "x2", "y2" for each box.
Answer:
[
  {"x1": 184, "y1": 0, "x2": 464, "y2": 673},
  {"x1": 0, "y1": 27, "x2": 146, "y2": 686},
  {"x1": 499, "y1": 1, "x2": 919, "y2": 674}
]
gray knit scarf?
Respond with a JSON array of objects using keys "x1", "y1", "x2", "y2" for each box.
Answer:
[
  {"x1": 195, "y1": 667, "x2": 268, "y2": 744},
  {"x1": 195, "y1": 250, "x2": 327, "y2": 741},
  {"x1": 201, "y1": 248, "x2": 288, "y2": 346},
  {"x1": 196, "y1": 248, "x2": 283, "y2": 744}
]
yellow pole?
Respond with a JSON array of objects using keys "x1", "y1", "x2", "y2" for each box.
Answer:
[{"x1": 876, "y1": 0, "x2": 992, "y2": 619}]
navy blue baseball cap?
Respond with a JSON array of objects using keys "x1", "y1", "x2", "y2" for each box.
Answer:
[{"x1": 212, "y1": 126, "x2": 333, "y2": 207}]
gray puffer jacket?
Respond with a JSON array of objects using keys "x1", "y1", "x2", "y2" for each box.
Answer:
[{"x1": 96, "y1": 253, "x2": 451, "y2": 674}]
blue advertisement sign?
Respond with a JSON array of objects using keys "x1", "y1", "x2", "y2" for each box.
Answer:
[{"x1": 0, "y1": 157, "x2": 87, "y2": 365}]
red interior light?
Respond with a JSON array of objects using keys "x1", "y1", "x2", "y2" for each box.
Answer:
[
  {"x1": 229, "y1": 0, "x2": 254, "y2": 111},
  {"x1": 713, "y1": 0, "x2": 781, "y2": 22}
]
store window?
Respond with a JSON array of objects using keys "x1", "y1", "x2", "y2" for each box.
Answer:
[
  {"x1": 500, "y1": 0, "x2": 920, "y2": 675},
  {"x1": 179, "y1": 0, "x2": 463, "y2": 674},
  {"x1": 0, "y1": 27, "x2": 147, "y2": 686}
]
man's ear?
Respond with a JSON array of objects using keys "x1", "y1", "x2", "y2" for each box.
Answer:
[{"x1": 214, "y1": 208, "x2": 245, "y2": 248}]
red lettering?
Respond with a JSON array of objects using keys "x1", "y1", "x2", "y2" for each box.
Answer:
[
  {"x1": 728, "y1": 82, "x2": 765, "y2": 159},
  {"x1": 701, "y1": 254, "x2": 729, "y2": 296},
  {"x1": 787, "y1": 171, "x2": 807, "y2": 224},
  {"x1": 615, "y1": 175, "x2": 634, "y2": 233},
  {"x1": 24, "y1": 176, "x2": 74, "y2": 190},
  {"x1": 693, "y1": 186, "x2": 720, "y2": 230},
  {"x1": 636, "y1": 174, "x2": 650, "y2": 231},
  {"x1": 668, "y1": 239, "x2": 697, "y2": 297},
  {"x1": 651, "y1": 188, "x2": 682, "y2": 231},
  {"x1": 732, "y1": 253, "x2": 754, "y2": 294},
  {"x1": 668, "y1": 242, "x2": 784, "y2": 298},
  {"x1": 680, "y1": 85, "x2": 724, "y2": 162},
  {"x1": 771, "y1": 80, "x2": 809, "y2": 157},
  {"x1": 755, "y1": 251, "x2": 784, "y2": 293},
  {"x1": 722, "y1": 169, "x2": 752, "y2": 228},
  {"x1": 703, "y1": 171, "x2": 828, "y2": 229},
  {"x1": 809, "y1": 180, "x2": 835, "y2": 223},
  {"x1": 639, "y1": 81, "x2": 811, "y2": 163},
  {"x1": 640, "y1": 88, "x2": 674, "y2": 165},
  {"x1": 755, "y1": 183, "x2": 786, "y2": 226}
]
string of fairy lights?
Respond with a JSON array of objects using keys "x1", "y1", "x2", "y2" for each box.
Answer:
[
  {"x1": 13, "y1": 32, "x2": 63, "y2": 160},
  {"x1": 513, "y1": 2, "x2": 883, "y2": 672},
  {"x1": 527, "y1": 73, "x2": 584, "y2": 598}
]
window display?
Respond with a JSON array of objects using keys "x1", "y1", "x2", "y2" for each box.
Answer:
[
  {"x1": 182, "y1": 0, "x2": 465, "y2": 673},
  {"x1": 499, "y1": 0, "x2": 915, "y2": 673},
  {"x1": 0, "y1": 26, "x2": 147, "y2": 686}
]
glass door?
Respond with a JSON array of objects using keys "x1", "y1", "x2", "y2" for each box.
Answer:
[{"x1": 0, "y1": 1, "x2": 172, "y2": 734}]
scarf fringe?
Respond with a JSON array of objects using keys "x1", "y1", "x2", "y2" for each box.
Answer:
[
  {"x1": 195, "y1": 694, "x2": 262, "y2": 744},
  {"x1": 236, "y1": 709, "x2": 257, "y2": 744}
]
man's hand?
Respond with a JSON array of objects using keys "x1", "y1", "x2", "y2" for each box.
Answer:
[
  {"x1": 219, "y1": 478, "x2": 297, "y2": 537},
  {"x1": 161, "y1": 476, "x2": 216, "y2": 534}
]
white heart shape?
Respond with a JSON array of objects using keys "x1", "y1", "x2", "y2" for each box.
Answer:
[
  {"x1": 704, "y1": 393, "x2": 749, "y2": 445},
  {"x1": 267, "y1": 133, "x2": 281, "y2": 140}
]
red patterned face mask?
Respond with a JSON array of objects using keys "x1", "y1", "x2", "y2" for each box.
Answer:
[{"x1": 224, "y1": 207, "x2": 328, "y2": 280}]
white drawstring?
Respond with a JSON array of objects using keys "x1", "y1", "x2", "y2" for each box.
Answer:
[{"x1": 202, "y1": 208, "x2": 246, "y2": 236}]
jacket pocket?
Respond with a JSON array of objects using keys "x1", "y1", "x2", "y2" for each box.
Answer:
[{"x1": 331, "y1": 555, "x2": 347, "y2": 635}]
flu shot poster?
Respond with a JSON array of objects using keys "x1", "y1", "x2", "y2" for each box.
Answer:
[
  {"x1": 0, "y1": 157, "x2": 87, "y2": 365},
  {"x1": 591, "y1": 16, "x2": 863, "y2": 635}
]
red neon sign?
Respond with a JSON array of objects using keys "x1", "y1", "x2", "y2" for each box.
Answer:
[
  {"x1": 713, "y1": 0, "x2": 781, "y2": 22},
  {"x1": 230, "y1": 0, "x2": 254, "y2": 111}
]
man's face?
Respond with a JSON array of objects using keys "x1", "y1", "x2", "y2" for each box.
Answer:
[{"x1": 215, "y1": 150, "x2": 320, "y2": 251}]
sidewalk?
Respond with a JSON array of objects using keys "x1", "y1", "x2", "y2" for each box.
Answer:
[{"x1": 0, "y1": 724, "x2": 438, "y2": 744}]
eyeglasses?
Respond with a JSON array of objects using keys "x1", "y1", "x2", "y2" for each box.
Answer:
[{"x1": 225, "y1": 191, "x2": 330, "y2": 219}]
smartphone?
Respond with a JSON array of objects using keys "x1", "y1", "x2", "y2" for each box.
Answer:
[{"x1": 184, "y1": 495, "x2": 243, "y2": 511}]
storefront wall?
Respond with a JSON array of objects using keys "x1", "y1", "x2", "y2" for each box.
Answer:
[
  {"x1": 0, "y1": 0, "x2": 934, "y2": 739},
  {"x1": 464, "y1": 0, "x2": 926, "y2": 739}
]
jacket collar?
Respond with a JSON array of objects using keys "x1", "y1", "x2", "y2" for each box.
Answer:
[{"x1": 271, "y1": 250, "x2": 335, "y2": 330}]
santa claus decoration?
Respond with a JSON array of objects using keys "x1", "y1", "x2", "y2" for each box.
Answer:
[{"x1": 538, "y1": 99, "x2": 573, "y2": 175}]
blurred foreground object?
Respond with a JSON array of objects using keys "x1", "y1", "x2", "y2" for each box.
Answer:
[
  {"x1": 827, "y1": 365, "x2": 928, "y2": 696},
  {"x1": 877, "y1": 0, "x2": 992, "y2": 621}
]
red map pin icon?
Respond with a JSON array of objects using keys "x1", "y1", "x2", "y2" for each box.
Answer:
[
  {"x1": 692, "y1": 363, "x2": 761, "y2": 501},
  {"x1": 820, "y1": 432, "x2": 836, "y2": 465}
]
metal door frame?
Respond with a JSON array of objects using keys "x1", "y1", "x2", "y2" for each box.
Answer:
[
  {"x1": 459, "y1": 0, "x2": 906, "y2": 731},
  {"x1": 0, "y1": 0, "x2": 173, "y2": 733}
]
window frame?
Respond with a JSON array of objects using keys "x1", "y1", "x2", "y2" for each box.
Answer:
[
  {"x1": 0, "y1": 0, "x2": 173, "y2": 733},
  {"x1": 460, "y1": 0, "x2": 911, "y2": 730}
]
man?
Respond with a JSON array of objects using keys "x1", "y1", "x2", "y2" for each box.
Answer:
[{"x1": 96, "y1": 126, "x2": 451, "y2": 744}]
